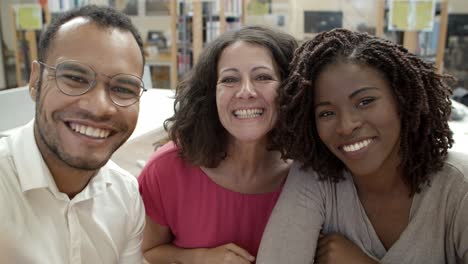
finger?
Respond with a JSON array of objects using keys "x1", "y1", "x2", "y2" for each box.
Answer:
[
  {"x1": 316, "y1": 236, "x2": 329, "y2": 259},
  {"x1": 317, "y1": 234, "x2": 329, "y2": 248},
  {"x1": 315, "y1": 241, "x2": 333, "y2": 264},
  {"x1": 225, "y1": 243, "x2": 255, "y2": 262},
  {"x1": 235, "y1": 254, "x2": 253, "y2": 264},
  {"x1": 318, "y1": 232, "x2": 341, "y2": 246},
  {"x1": 315, "y1": 250, "x2": 329, "y2": 264},
  {"x1": 315, "y1": 242, "x2": 328, "y2": 259},
  {"x1": 225, "y1": 250, "x2": 252, "y2": 264},
  {"x1": 315, "y1": 253, "x2": 329, "y2": 264}
]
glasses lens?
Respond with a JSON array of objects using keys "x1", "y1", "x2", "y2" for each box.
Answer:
[
  {"x1": 55, "y1": 62, "x2": 95, "y2": 96},
  {"x1": 109, "y1": 74, "x2": 144, "y2": 106}
]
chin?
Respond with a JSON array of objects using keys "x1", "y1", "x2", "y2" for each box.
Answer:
[
  {"x1": 238, "y1": 135, "x2": 267, "y2": 143},
  {"x1": 66, "y1": 158, "x2": 108, "y2": 171},
  {"x1": 232, "y1": 129, "x2": 270, "y2": 141},
  {"x1": 347, "y1": 164, "x2": 379, "y2": 177},
  {"x1": 59, "y1": 151, "x2": 111, "y2": 171}
]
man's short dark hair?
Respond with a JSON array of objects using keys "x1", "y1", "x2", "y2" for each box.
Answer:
[{"x1": 38, "y1": 5, "x2": 145, "y2": 66}]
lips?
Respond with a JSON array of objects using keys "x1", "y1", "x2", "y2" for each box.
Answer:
[
  {"x1": 67, "y1": 122, "x2": 112, "y2": 139},
  {"x1": 233, "y1": 108, "x2": 264, "y2": 119},
  {"x1": 341, "y1": 138, "x2": 374, "y2": 153}
]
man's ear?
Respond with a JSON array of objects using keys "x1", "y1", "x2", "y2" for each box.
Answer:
[{"x1": 29, "y1": 61, "x2": 40, "y2": 101}]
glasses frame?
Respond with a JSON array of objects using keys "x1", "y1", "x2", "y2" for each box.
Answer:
[{"x1": 38, "y1": 60, "x2": 147, "y2": 107}]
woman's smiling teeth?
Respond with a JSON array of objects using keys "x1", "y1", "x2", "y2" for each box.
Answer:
[
  {"x1": 342, "y1": 138, "x2": 373, "y2": 153},
  {"x1": 233, "y1": 108, "x2": 264, "y2": 119},
  {"x1": 69, "y1": 122, "x2": 111, "y2": 139}
]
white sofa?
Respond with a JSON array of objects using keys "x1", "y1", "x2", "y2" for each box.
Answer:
[{"x1": 0, "y1": 86, "x2": 35, "y2": 135}]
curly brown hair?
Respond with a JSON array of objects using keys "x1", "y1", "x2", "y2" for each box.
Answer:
[
  {"x1": 275, "y1": 28, "x2": 454, "y2": 194},
  {"x1": 164, "y1": 25, "x2": 297, "y2": 168}
]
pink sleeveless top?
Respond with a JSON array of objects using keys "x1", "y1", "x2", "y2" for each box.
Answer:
[{"x1": 138, "y1": 142, "x2": 283, "y2": 256}]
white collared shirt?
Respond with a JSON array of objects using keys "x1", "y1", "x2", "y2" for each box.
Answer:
[{"x1": 0, "y1": 121, "x2": 145, "y2": 264}]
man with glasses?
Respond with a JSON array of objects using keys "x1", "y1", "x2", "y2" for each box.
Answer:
[{"x1": 0, "y1": 5, "x2": 146, "y2": 263}]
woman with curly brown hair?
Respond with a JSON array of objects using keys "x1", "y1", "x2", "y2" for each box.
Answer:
[
  {"x1": 257, "y1": 28, "x2": 468, "y2": 264},
  {"x1": 138, "y1": 25, "x2": 297, "y2": 264}
]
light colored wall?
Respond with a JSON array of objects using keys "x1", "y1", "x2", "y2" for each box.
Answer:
[
  {"x1": 0, "y1": 22, "x2": 5, "y2": 89},
  {"x1": 130, "y1": 16, "x2": 172, "y2": 43},
  {"x1": 1, "y1": 0, "x2": 14, "y2": 52},
  {"x1": 288, "y1": 0, "x2": 377, "y2": 40},
  {"x1": 288, "y1": 0, "x2": 468, "y2": 41},
  {"x1": 449, "y1": 0, "x2": 468, "y2": 13},
  {"x1": 0, "y1": 86, "x2": 34, "y2": 132},
  {"x1": 89, "y1": 0, "x2": 172, "y2": 39},
  {"x1": 245, "y1": 0, "x2": 289, "y2": 32},
  {"x1": 1, "y1": 0, "x2": 36, "y2": 51}
]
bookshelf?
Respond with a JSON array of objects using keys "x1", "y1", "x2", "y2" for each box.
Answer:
[
  {"x1": 10, "y1": 4, "x2": 45, "y2": 87},
  {"x1": 373, "y1": 0, "x2": 448, "y2": 73},
  {"x1": 175, "y1": 0, "x2": 243, "y2": 78}
]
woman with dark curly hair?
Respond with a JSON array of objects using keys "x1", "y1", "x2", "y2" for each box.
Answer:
[
  {"x1": 138, "y1": 25, "x2": 297, "y2": 264},
  {"x1": 257, "y1": 28, "x2": 468, "y2": 264}
]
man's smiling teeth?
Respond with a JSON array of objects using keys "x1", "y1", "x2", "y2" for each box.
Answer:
[
  {"x1": 342, "y1": 139, "x2": 373, "y2": 153},
  {"x1": 69, "y1": 123, "x2": 111, "y2": 139},
  {"x1": 234, "y1": 108, "x2": 264, "y2": 119}
]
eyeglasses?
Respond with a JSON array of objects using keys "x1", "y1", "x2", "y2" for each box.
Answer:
[{"x1": 38, "y1": 60, "x2": 146, "y2": 107}]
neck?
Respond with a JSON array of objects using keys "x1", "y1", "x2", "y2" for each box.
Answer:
[
  {"x1": 34, "y1": 128, "x2": 96, "y2": 199},
  {"x1": 47, "y1": 158, "x2": 96, "y2": 199},
  {"x1": 224, "y1": 139, "x2": 274, "y2": 180},
  {"x1": 352, "y1": 143, "x2": 410, "y2": 197},
  {"x1": 201, "y1": 138, "x2": 290, "y2": 194},
  {"x1": 352, "y1": 162, "x2": 410, "y2": 198}
]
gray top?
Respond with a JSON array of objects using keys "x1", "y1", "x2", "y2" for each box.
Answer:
[{"x1": 257, "y1": 152, "x2": 468, "y2": 264}]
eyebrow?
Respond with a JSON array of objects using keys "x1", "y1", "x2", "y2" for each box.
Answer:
[
  {"x1": 219, "y1": 65, "x2": 274, "y2": 74},
  {"x1": 314, "y1": 87, "x2": 379, "y2": 109},
  {"x1": 60, "y1": 63, "x2": 90, "y2": 74},
  {"x1": 252, "y1": 66, "x2": 274, "y2": 71},
  {"x1": 219, "y1": 68, "x2": 238, "y2": 74},
  {"x1": 349, "y1": 87, "x2": 379, "y2": 98},
  {"x1": 314, "y1": 101, "x2": 331, "y2": 109},
  {"x1": 114, "y1": 76, "x2": 141, "y2": 87}
]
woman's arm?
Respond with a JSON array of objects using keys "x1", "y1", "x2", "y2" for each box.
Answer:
[
  {"x1": 256, "y1": 163, "x2": 325, "y2": 264},
  {"x1": 142, "y1": 217, "x2": 255, "y2": 264}
]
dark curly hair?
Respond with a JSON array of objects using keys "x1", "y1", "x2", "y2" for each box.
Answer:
[
  {"x1": 165, "y1": 25, "x2": 297, "y2": 168},
  {"x1": 38, "y1": 5, "x2": 145, "y2": 69},
  {"x1": 275, "y1": 28, "x2": 454, "y2": 195}
]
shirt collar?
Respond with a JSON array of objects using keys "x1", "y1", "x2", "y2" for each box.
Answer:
[
  {"x1": 11, "y1": 120, "x2": 52, "y2": 192},
  {"x1": 73, "y1": 168, "x2": 113, "y2": 203},
  {"x1": 10, "y1": 120, "x2": 112, "y2": 200}
]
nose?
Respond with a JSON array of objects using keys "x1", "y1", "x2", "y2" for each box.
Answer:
[
  {"x1": 78, "y1": 79, "x2": 117, "y2": 117},
  {"x1": 236, "y1": 79, "x2": 257, "y2": 99},
  {"x1": 336, "y1": 110, "x2": 363, "y2": 136}
]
